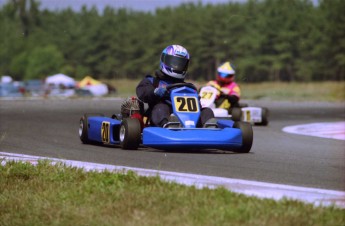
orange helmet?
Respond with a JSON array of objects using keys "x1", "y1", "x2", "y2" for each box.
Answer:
[{"x1": 216, "y1": 62, "x2": 235, "y2": 84}]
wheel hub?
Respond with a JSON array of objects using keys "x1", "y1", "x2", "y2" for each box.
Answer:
[
  {"x1": 119, "y1": 125, "x2": 126, "y2": 142},
  {"x1": 79, "y1": 120, "x2": 83, "y2": 137}
]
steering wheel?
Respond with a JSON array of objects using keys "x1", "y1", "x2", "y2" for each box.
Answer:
[
  {"x1": 164, "y1": 83, "x2": 197, "y2": 106},
  {"x1": 166, "y1": 83, "x2": 197, "y2": 91}
]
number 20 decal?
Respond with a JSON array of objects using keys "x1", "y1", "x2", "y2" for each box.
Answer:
[
  {"x1": 101, "y1": 121, "x2": 110, "y2": 143},
  {"x1": 174, "y1": 96, "x2": 199, "y2": 112}
]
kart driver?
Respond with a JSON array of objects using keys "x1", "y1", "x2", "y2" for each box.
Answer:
[
  {"x1": 136, "y1": 44, "x2": 214, "y2": 127},
  {"x1": 207, "y1": 61, "x2": 241, "y2": 110}
]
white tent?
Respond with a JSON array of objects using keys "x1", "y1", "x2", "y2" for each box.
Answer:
[
  {"x1": 45, "y1": 74, "x2": 76, "y2": 88},
  {"x1": 82, "y1": 84, "x2": 108, "y2": 96},
  {"x1": 78, "y1": 76, "x2": 109, "y2": 96},
  {"x1": 1, "y1": 75, "x2": 13, "y2": 83}
]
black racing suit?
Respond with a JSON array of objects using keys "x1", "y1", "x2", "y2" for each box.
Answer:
[{"x1": 136, "y1": 70, "x2": 214, "y2": 127}]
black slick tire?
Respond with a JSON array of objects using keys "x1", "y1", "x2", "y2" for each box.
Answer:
[
  {"x1": 79, "y1": 113, "x2": 104, "y2": 144},
  {"x1": 231, "y1": 107, "x2": 242, "y2": 121},
  {"x1": 119, "y1": 118, "x2": 141, "y2": 150},
  {"x1": 234, "y1": 121, "x2": 253, "y2": 153},
  {"x1": 260, "y1": 107, "x2": 269, "y2": 126},
  {"x1": 79, "y1": 115, "x2": 89, "y2": 144}
]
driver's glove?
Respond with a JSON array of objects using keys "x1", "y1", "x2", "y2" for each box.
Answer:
[{"x1": 154, "y1": 87, "x2": 168, "y2": 98}]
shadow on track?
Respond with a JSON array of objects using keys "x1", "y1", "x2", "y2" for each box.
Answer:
[{"x1": 78, "y1": 142, "x2": 252, "y2": 155}]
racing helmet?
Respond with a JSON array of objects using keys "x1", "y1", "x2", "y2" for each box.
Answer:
[
  {"x1": 216, "y1": 61, "x2": 236, "y2": 84},
  {"x1": 160, "y1": 45, "x2": 190, "y2": 80}
]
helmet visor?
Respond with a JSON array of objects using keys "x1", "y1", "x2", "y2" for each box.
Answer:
[
  {"x1": 219, "y1": 72, "x2": 234, "y2": 78},
  {"x1": 161, "y1": 53, "x2": 189, "y2": 73}
]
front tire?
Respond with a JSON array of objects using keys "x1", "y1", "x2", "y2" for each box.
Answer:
[
  {"x1": 79, "y1": 115, "x2": 89, "y2": 144},
  {"x1": 79, "y1": 113, "x2": 104, "y2": 144},
  {"x1": 119, "y1": 118, "x2": 141, "y2": 150},
  {"x1": 234, "y1": 121, "x2": 253, "y2": 153}
]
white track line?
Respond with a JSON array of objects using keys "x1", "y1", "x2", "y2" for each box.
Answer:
[
  {"x1": 1, "y1": 152, "x2": 344, "y2": 208},
  {"x1": 283, "y1": 121, "x2": 345, "y2": 140}
]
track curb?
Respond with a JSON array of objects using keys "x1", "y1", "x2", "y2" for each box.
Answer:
[{"x1": 1, "y1": 151, "x2": 344, "y2": 209}]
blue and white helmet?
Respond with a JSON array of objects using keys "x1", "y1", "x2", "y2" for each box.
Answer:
[{"x1": 160, "y1": 45, "x2": 190, "y2": 80}]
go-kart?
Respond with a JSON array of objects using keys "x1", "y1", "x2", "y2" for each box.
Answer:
[
  {"x1": 79, "y1": 83, "x2": 253, "y2": 153},
  {"x1": 199, "y1": 85, "x2": 269, "y2": 126}
]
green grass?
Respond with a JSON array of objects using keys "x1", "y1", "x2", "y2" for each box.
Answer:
[
  {"x1": 105, "y1": 79, "x2": 345, "y2": 102},
  {"x1": 238, "y1": 81, "x2": 345, "y2": 102},
  {"x1": 1, "y1": 161, "x2": 344, "y2": 226}
]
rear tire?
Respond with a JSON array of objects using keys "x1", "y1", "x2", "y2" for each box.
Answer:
[
  {"x1": 260, "y1": 107, "x2": 269, "y2": 126},
  {"x1": 234, "y1": 121, "x2": 253, "y2": 153},
  {"x1": 119, "y1": 118, "x2": 141, "y2": 150},
  {"x1": 231, "y1": 108, "x2": 242, "y2": 121}
]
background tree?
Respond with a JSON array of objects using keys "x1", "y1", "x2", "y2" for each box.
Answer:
[
  {"x1": 25, "y1": 45, "x2": 65, "y2": 79},
  {"x1": 0, "y1": 0, "x2": 344, "y2": 82}
]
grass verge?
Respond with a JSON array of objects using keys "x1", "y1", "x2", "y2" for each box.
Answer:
[
  {"x1": 238, "y1": 81, "x2": 345, "y2": 102},
  {"x1": 105, "y1": 79, "x2": 345, "y2": 102},
  {"x1": 1, "y1": 161, "x2": 344, "y2": 226}
]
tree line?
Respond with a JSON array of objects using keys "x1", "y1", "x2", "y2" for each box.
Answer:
[{"x1": 0, "y1": 0, "x2": 344, "y2": 83}]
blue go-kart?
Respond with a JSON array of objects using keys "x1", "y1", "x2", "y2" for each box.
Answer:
[{"x1": 79, "y1": 83, "x2": 253, "y2": 153}]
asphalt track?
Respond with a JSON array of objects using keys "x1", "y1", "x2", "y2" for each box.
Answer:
[{"x1": 0, "y1": 98, "x2": 344, "y2": 191}]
